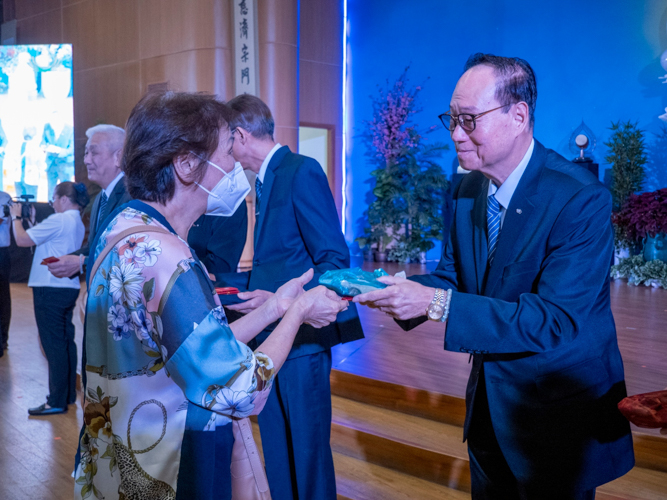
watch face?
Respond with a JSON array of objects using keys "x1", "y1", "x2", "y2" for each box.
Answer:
[{"x1": 427, "y1": 304, "x2": 444, "y2": 320}]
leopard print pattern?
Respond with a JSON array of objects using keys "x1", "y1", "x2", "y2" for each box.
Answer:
[{"x1": 115, "y1": 399, "x2": 176, "y2": 500}]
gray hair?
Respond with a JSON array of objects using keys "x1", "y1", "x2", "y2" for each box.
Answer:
[
  {"x1": 226, "y1": 94, "x2": 275, "y2": 140},
  {"x1": 85, "y1": 124, "x2": 126, "y2": 152}
]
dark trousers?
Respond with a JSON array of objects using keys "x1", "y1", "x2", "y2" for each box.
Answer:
[
  {"x1": 0, "y1": 246, "x2": 10, "y2": 351},
  {"x1": 257, "y1": 349, "x2": 336, "y2": 500},
  {"x1": 467, "y1": 370, "x2": 595, "y2": 500},
  {"x1": 32, "y1": 286, "x2": 79, "y2": 408}
]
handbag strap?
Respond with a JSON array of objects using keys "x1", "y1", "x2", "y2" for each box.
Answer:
[
  {"x1": 234, "y1": 418, "x2": 271, "y2": 493},
  {"x1": 89, "y1": 225, "x2": 172, "y2": 280}
]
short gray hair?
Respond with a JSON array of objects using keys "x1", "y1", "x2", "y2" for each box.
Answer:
[
  {"x1": 226, "y1": 94, "x2": 275, "y2": 140},
  {"x1": 85, "y1": 124, "x2": 126, "y2": 152}
]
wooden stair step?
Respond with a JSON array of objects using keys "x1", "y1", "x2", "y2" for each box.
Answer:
[
  {"x1": 332, "y1": 394, "x2": 470, "y2": 491},
  {"x1": 333, "y1": 451, "x2": 470, "y2": 500},
  {"x1": 331, "y1": 369, "x2": 466, "y2": 427},
  {"x1": 332, "y1": 370, "x2": 667, "y2": 475},
  {"x1": 598, "y1": 466, "x2": 667, "y2": 500}
]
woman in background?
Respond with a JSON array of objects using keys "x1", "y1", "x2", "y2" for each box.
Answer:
[{"x1": 11, "y1": 181, "x2": 89, "y2": 415}]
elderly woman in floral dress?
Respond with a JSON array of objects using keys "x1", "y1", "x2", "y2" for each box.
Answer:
[{"x1": 73, "y1": 91, "x2": 347, "y2": 500}]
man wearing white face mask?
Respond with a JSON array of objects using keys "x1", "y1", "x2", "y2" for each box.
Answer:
[{"x1": 216, "y1": 94, "x2": 365, "y2": 500}]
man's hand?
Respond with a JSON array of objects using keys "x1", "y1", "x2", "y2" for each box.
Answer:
[
  {"x1": 292, "y1": 285, "x2": 348, "y2": 328},
  {"x1": 9, "y1": 202, "x2": 21, "y2": 218},
  {"x1": 227, "y1": 289, "x2": 274, "y2": 315},
  {"x1": 353, "y1": 275, "x2": 435, "y2": 320},
  {"x1": 47, "y1": 254, "x2": 81, "y2": 278}
]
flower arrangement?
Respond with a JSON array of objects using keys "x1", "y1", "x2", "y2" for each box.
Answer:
[
  {"x1": 612, "y1": 188, "x2": 667, "y2": 249},
  {"x1": 611, "y1": 255, "x2": 667, "y2": 289},
  {"x1": 356, "y1": 68, "x2": 448, "y2": 262}
]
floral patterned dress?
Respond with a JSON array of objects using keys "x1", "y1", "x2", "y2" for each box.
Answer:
[{"x1": 74, "y1": 201, "x2": 275, "y2": 500}]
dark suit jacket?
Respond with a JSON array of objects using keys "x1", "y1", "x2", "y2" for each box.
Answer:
[
  {"x1": 403, "y1": 140, "x2": 634, "y2": 491},
  {"x1": 73, "y1": 175, "x2": 132, "y2": 267},
  {"x1": 218, "y1": 146, "x2": 364, "y2": 352},
  {"x1": 187, "y1": 201, "x2": 248, "y2": 277}
]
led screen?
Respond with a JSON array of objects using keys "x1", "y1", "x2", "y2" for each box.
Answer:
[{"x1": 0, "y1": 44, "x2": 74, "y2": 202}]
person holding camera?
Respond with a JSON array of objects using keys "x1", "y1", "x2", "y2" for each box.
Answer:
[
  {"x1": 0, "y1": 190, "x2": 11, "y2": 357},
  {"x1": 11, "y1": 181, "x2": 89, "y2": 415}
]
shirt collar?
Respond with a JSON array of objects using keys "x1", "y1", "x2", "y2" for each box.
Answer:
[
  {"x1": 487, "y1": 139, "x2": 534, "y2": 210},
  {"x1": 258, "y1": 143, "x2": 282, "y2": 183},
  {"x1": 103, "y1": 172, "x2": 125, "y2": 198}
]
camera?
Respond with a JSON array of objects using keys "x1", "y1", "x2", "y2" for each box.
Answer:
[{"x1": 2, "y1": 194, "x2": 34, "y2": 219}]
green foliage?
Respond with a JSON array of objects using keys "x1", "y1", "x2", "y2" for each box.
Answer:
[
  {"x1": 356, "y1": 68, "x2": 448, "y2": 262},
  {"x1": 605, "y1": 121, "x2": 646, "y2": 211},
  {"x1": 610, "y1": 255, "x2": 667, "y2": 288}
]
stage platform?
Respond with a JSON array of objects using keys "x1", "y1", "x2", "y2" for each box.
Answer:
[{"x1": 333, "y1": 260, "x2": 667, "y2": 427}]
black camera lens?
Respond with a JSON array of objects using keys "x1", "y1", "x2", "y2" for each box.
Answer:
[{"x1": 2, "y1": 205, "x2": 9, "y2": 218}]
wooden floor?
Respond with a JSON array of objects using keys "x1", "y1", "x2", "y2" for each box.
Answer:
[
  {"x1": 1, "y1": 262, "x2": 666, "y2": 499},
  {"x1": 335, "y1": 260, "x2": 667, "y2": 434}
]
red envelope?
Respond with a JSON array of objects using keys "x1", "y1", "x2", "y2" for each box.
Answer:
[
  {"x1": 41, "y1": 256, "x2": 60, "y2": 265},
  {"x1": 216, "y1": 287, "x2": 240, "y2": 295}
]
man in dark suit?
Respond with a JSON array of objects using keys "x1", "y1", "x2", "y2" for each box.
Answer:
[
  {"x1": 187, "y1": 203, "x2": 248, "y2": 279},
  {"x1": 48, "y1": 124, "x2": 131, "y2": 279},
  {"x1": 217, "y1": 95, "x2": 364, "y2": 500},
  {"x1": 355, "y1": 54, "x2": 634, "y2": 499}
]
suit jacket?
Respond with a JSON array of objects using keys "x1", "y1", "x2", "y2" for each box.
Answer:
[
  {"x1": 218, "y1": 146, "x2": 364, "y2": 353},
  {"x1": 187, "y1": 200, "x2": 248, "y2": 277},
  {"x1": 41, "y1": 123, "x2": 75, "y2": 167},
  {"x1": 404, "y1": 140, "x2": 634, "y2": 491},
  {"x1": 73, "y1": 176, "x2": 132, "y2": 266}
]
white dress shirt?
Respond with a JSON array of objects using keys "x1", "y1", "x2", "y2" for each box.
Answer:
[
  {"x1": 257, "y1": 143, "x2": 282, "y2": 183},
  {"x1": 26, "y1": 209, "x2": 85, "y2": 288},
  {"x1": 487, "y1": 139, "x2": 535, "y2": 228}
]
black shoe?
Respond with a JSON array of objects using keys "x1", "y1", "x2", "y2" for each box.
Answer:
[{"x1": 28, "y1": 403, "x2": 67, "y2": 416}]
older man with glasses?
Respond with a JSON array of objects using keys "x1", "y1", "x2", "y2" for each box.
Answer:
[{"x1": 354, "y1": 53, "x2": 634, "y2": 499}]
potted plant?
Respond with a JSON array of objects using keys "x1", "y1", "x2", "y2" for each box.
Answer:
[
  {"x1": 612, "y1": 188, "x2": 667, "y2": 262},
  {"x1": 356, "y1": 68, "x2": 448, "y2": 262}
]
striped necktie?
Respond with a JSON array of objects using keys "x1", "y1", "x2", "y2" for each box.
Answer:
[
  {"x1": 98, "y1": 191, "x2": 108, "y2": 229},
  {"x1": 487, "y1": 194, "x2": 501, "y2": 265},
  {"x1": 255, "y1": 177, "x2": 262, "y2": 217}
]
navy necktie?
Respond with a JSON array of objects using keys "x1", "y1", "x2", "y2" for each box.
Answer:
[
  {"x1": 487, "y1": 194, "x2": 501, "y2": 265},
  {"x1": 98, "y1": 191, "x2": 108, "y2": 230},
  {"x1": 255, "y1": 177, "x2": 262, "y2": 217}
]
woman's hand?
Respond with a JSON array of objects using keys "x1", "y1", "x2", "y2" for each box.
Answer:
[
  {"x1": 290, "y1": 285, "x2": 348, "y2": 328},
  {"x1": 273, "y1": 269, "x2": 314, "y2": 316},
  {"x1": 227, "y1": 268, "x2": 314, "y2": 317}
]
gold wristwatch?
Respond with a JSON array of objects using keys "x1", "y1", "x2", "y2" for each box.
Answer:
[{"x1": 426, "y1": 288, "x2": 445, "y2": 321}]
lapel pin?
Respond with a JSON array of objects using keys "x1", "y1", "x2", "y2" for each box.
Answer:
[{"x1": 516, "y1": 208, "x2": 522, "y2": 214}]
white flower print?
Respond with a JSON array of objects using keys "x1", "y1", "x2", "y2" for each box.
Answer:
[
  {"x1": 209, "y1": 387, "x2": 256, "y2": 417},
  {"x1": 211, "y1": 306, "x2": 227, "y2": 326},
  {"x1": 107, "y1": 304, "x2": 132, "y2": 341},
  {"x1": 108, "y1": 261, "x2": 144, "y2": 306},
  {"x1": 123, "y1": 247, "x2": 143, "y2": 266},
  {"x1": 123, "y1": 208, "x2": 142, "y2": 220},
  {"x1": 135, "y1": 239, "x2": 162, "y2": 267},
  {"x1": 131, "y1": 307, "x2": 154, "y2": 343}
]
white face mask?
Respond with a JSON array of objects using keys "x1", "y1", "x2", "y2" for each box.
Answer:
[{"x1": 195, "y1": 160, "x2": 250, "y2": 216}]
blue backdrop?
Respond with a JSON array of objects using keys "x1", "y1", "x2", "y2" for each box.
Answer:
[{"x1": 344, "y1": 0, "x2": 667, "y2": 257}]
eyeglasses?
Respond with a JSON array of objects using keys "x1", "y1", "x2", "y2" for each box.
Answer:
[{"x1": 439, "y1": 104, "x2": 512, "y2": 133}]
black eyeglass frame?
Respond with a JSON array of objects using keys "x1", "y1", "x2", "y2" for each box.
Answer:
[{"x1": 438, "y1": 103, "x2": 513, "y2": 133}]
